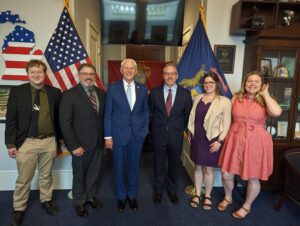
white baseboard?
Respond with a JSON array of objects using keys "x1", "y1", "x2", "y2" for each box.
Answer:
[{"x1": 0, "y1": 170, "x2": 73, "y2": 191}]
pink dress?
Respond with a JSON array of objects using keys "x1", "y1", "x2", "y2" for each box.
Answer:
[{"x1": 218, "y1": 98, "x2": 273, "y2": 181}]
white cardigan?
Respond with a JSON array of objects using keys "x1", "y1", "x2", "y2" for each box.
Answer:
[{"x1": 188, "y1": 94, "x2": 231, "y2": 141}]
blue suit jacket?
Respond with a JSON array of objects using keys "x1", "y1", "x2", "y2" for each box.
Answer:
[{"x1": 104, "y1": 80, "x2": 149, "y2": 145}]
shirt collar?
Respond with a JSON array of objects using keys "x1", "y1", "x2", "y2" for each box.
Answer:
[
  {"x1": 164, "y1": 84, "x2": 177, "y2": 92},
  {"x1": 30, "y1": 84, "x2": 46, "y2": 94},
  {"x1": 123, "y1": 79, "x2": 135, "y2": 87}
]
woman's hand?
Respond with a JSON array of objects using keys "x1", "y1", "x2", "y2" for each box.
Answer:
[
  {"x1": 209, "y1": 141, "x2": 221, "y2": 153},
  {"x1": 260, "y1": 83, "x2": 270, "y2": 98}
]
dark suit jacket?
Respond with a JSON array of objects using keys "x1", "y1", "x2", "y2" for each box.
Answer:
[
  {"x1": 149, "y1": 85, "x2": 192, "y2": 148},
  {"x1": 104, "y1": 80, "x2": 149, "y2": 145},
  {"x1": 59, "y1": 84, "x2": 105, "y2": 152},
  {"x1": 5, "y1": 83, "x2": 61, "y2": 149}
]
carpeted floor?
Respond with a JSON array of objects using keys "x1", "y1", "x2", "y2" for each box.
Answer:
[{"x1": 0, "y1": 152, "x2": 299, "y2": 226}]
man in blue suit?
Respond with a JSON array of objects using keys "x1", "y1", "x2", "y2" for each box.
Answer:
[
  {"x1": 149, "y1": 63, "x2": 192, "y2": 205},
  {"x1": 104, "y1": 58, "x2": 149, "y2": 212}
]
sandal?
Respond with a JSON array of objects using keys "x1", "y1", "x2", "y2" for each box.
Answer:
[
  {"x1": 203, "y1": 196, "x2": 212, "y2": 211},
  {"x1": 217, "y1": 198, "x2": 232, "y2": 212},
  {"x1": 190, "y1": 195, "x2": 201, "y2": 208},
  {"x1": 232, "y1": 206, "x2": 251, "y2": 219}
]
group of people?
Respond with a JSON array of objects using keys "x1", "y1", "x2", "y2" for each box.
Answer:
[
  {"x1": 5, "y1": 58, "x2": 281, "y2": 226},
  {"x1": 187, "y1": 70, "x2": 282, "y2": 220}
]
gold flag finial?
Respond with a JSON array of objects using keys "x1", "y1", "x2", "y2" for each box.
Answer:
[{"x1": 64, "y1": 0, "x2": 70, "y2": 8}]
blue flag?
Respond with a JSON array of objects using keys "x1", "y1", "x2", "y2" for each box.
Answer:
[{"x1": 177, "y1": 13, "x2": 232, "y2": 98}]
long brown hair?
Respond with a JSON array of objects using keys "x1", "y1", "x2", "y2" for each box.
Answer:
[{"x1": 235, "y1": 71, "x2": 266, "y2": 107}]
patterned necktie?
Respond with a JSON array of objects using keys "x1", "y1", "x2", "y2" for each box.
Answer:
[
  {"x1": 88, "y1": 88, "x2": 97, "y2": 110},
  {"x1": 29, "y1": 89, "x2": 40, "y2": 137},
  {"x1": 166, "y1": 88, "x2": 172, "y2": 116},
  {"x1": 126, "y1": 84, "x2": 132, "y2": 110}
]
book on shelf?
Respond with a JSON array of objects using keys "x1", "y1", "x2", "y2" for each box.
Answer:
[
  {"x1": 281, "y1": 56, "x2": 295, "y2": 78},
  {"x1": 277, "y1": 121, "x2": 288, "y2": 137}
]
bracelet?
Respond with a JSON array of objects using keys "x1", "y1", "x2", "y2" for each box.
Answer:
[{"x1": 217, "y1": 139, "x2": 223, "y2": 144}]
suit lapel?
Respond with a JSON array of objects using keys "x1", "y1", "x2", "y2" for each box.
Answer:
[
  {"x1": 95, "y1": 86, "x2": 104, "y2": 116},
  {"x1": 170, "y1": 86, "x2": 180, "y2": 116},
  {"x1": 45, "y1": 86, "x2": 54, "y2": 119},
  {"x1": 158, "y1": 86, "x2": 168, "y2": 117},
  {"x1": 119, "y1": 80, "x2": 132, "y2": 111},
  {"x1": 25, "y1": 84, "x2": 33, "y2": 117}
]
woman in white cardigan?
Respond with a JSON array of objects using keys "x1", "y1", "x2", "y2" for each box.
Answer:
[{"x1": 188, "y1": 72, "x2": 231, "y2": 209}]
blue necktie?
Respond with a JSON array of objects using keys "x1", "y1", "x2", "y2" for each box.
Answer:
[{"x1": 126, "y1": 84, "x2": 132, "y2": 109}]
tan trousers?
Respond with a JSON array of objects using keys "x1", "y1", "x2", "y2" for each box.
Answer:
[{"x1": 13, "y1": 137, "x2": 57, "y2": 211}]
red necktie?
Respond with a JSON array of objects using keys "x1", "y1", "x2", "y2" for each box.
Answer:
[
  {"x1": 88, "y1": 88, "x2": 97, "y2": 110},
  {"x1": 166, "y1": 88, "x2": 172, "y2": 116}
]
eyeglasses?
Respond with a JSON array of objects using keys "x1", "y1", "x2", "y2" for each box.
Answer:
[
  {"x1": 79, "y1": 72, "x2": 96, "y2": 76},
  {"x1": 164, "y1": 72, "x2": 178, "y2": 76},
  {"x1": 203, "y1": 81, "x2": 216, "y2": 85}
]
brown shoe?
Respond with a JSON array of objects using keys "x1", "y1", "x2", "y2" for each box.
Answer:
[
  {"x1": 232, "y1": 206, "x2": 251, "y2": 219},
  {"x1": 217, "y1": 198, "x2": 232, "y2": 212}
]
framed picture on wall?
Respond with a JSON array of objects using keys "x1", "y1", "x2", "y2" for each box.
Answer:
[
  {"x1": 214, "y1": 45, "x2": 236, "y2": 74},
  {"x1": 0, "y1": 86, "x2": 12, "y2": 122}
]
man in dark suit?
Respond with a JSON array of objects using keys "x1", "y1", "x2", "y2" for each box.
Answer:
[
  {"x1": 5, "y1": 60, "x2": 61, "y2": 226},
  {"x1": 59, "y1": 63, "x2": 105, "y2": 217},
  {"x1": 104, "y1": 58, "x2": 149, "y2": 212},
  {"x1": 149, "y1": 63, "x2": 192, "y2": 205}
]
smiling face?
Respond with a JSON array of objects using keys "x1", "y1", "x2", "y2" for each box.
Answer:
[
  {"x1": 27, "y1": 65, "x2": 46, "y2": 88},
  {"x1": 203, "y1": 76, "x2": 217, "y2": 94},
  {"x1": 245, "y1": 74, "x2": 263, "y2": 95},
  {"x1": 120, "y1": 60, "x2": 137, "y2": 83},
  {"x1": 79, "y1": 66, "x2": 96, "y2": 87},
  {"x1": 163, "y1": 65, "x2": 178, "y2": 87}
]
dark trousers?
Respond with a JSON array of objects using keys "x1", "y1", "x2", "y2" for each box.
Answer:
[
  {"x1": 72, "y1": 147, "x2": 102, "y2": 206},
  {"x1": 153, "y1": 139, "x2": 182, "y2": 195},
  {"x1": 113, "y1": 136, "x2": 144, "y2": 200}
]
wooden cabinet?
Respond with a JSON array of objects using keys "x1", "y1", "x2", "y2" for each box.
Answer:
[
  {"x1": 242, "y1": 23, "x2": 300, "y2": 189},
  {"x1": 230, "y1": 0, "x2": 300, "y2": 35}
]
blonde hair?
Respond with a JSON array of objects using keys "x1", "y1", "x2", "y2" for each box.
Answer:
[{"x1": 235, "y1": 71, "x2": 266, "y2": 107}]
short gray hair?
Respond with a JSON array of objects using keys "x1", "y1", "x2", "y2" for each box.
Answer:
[{"x1": 121, "y1": 58, "x2": 137, "y2": 69}]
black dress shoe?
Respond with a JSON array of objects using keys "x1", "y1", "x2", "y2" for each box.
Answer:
[
  {"x1": 153, "y1": 193, "x2": 162, "y2": 204},
  {"x1": 41, "y1": 200, "x2": 58, "y2": 216},
  {"x1": 75, "y1": 204, "x2": 88, "y2": 217},
  {"x1": 117, "y1": 199, "x2": 126, "y2": 212},
  {"x1": 168, "y1": 192, "x2": 179, "y2": 205},
  {"x1": 86, "y1": 197, "x2": 103, "y2": 209},
  {"x1": 10, "y1": 211, "x2": 24, "y2": 226},
  {"x1": 128, "y1": 198, "x2": 138, "y2": 211}
]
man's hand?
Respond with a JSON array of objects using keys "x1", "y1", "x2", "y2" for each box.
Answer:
[
  {"x1": 105, "y1": 138, "x2": 113, "y2": 150},
  {"x1": 8, "y1": 148, "x2": 18, "y2": 158},
  {"x1": 72, "y1": 147, "x2": 85, "y2": 156}
]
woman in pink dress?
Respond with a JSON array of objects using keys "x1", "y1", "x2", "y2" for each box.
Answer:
[{"x1": 218, "y1": 71, "x2": 282, "y2": 219}]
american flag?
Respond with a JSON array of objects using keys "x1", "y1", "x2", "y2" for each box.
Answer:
[
  {"x1": 44, "y1": 7, "x2": 105, "y2": 91},
  {"x1": 1, "y1": 25, "x2": 43, "y2": 81}
]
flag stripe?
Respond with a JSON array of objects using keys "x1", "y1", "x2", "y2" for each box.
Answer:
[
  {"x1": 2, "y1": 75, "x2": 28, "y2": 80},
  {"x1": 6, "y1": 42, "x2": 35, "y2": 48},
  {"x1": 59, "y1": 68, "x2": 73, "y2": 89},
  {"x1": 4, "y1": 68, "x2": 26, "y2": 75},
  {"x1": 2, "y1": 46, "x2": 33, "y2": 54},
  {"x1": 64, "y1": 66, "x2": 77, "y2": 87},
  {"x1": 5, "y1": 61, "x2": 27, "y2": 68},
  {"x1": 2, "y1": 53, "x2": 43, "y2": 61},
  {"x1": 54, "y1": 71, "x2": 67, "y2": 91}
]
